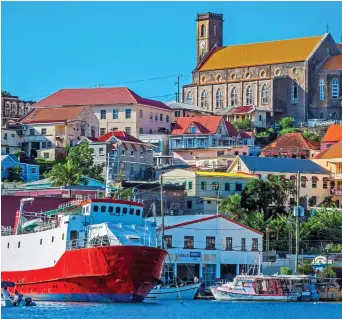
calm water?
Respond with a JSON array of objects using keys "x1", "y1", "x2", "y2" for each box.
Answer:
[{"x1": 2, "y1": 300, "x2": 342, "y2": 319}]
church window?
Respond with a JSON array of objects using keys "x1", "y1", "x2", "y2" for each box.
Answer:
[
  {"x1": 261, "y1": 84, "x2": 268, "y2": 105},
  {"x1": 231, "y1": 87, "x2": 237, "y2": 107},
  {"x1": 200, "y1": 24, "x2": 206, "y2": 37},
  {"x1": 231, "y1": 73, "x2": 237, "y2": 80},
  {"x1": 24, "y1": 104, "x2": 30, "y2": 114},
  {"x1": 332, "y1": 79, "x2": 339, "y2": 99},
  {"x1": 293, "y1": 67, "x2": 298, "y2": 75},
  {"x1": 246, "y1": 86, "x2": 253, "y2": 105},
  {"x1": 245, "y1": 72, "x2": 251, "y2": 79},
  {"x1": 319, "y1": 112, "x2": 324, "y2": 120},
  {"x1": 291, "y1": 81, "x2": 298, "y2": 104},
  {"x1": 320, "y1": 79, "x2": 325, "y2": 100},
  {"x1": 201, "y1": 90, "x2": 208, "y2": 109},
  {"x1": 260, "y1": 70, "x2": 266, "y2": 78},
  {"x1": 332, "y1": 112, "x2": 338, "y2": 120},
  {"x1": 216, "y1": 89, "x2": 223, "y2": 109},
  {"x1": 5, "y1": 102, "x2": 10, "y2": 116},
  {"x1": 19, "y1": 103, "x2": 24, "y2": 116},
  {"x1": 275, "y1": 68, "x2": 281, "y2": 76},
  {"x1": 214, "y1": 24, "x2": 217, "y2": 37},
  {"x1": 216, "y1": 74, "x2": 222, "y2": 81},
  {"x1": 186, "y1": 92, "x2": 193, "y2": 104},
  {"x1": 11, "y1": 102, "x2": 17, "y2": 115},
  {"x1": 201, "y1": 76, "x2": 206, "y2": 83}
]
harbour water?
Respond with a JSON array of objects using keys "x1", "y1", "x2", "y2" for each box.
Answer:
[{"x1": 2, "y1": 300, "x2": 342, "y2": 319}]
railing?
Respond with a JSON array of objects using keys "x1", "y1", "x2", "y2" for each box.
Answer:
[{"x1": 1, "y1": 226, "x2": 13, "y2": 236}]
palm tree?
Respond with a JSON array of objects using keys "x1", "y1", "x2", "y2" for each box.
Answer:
[
  {"x1": 321, "y1": 196, "x2": 336, "y2": 208},
  {"x1": 219, "y1": 194, "x2": 245, "y2": 220},
  {"x1": 242, "y1": 212, "x2": 269, "y2": 233},
  {"x1": 48, "y1": 161, "x2": 82, "y2": 186}
]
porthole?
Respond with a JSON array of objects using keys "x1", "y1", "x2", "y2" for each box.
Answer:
[
  {"x1": 275, "y1": 68, "x2": 281, "y2": 76},
  {"x1": 245, "y1": 72, "x2": 251, "y2": 79},
  {"x1": 101, "y1": 205, "x2": 106, "y2": 213},
  {"x1": 115, "y1": 207, "x2": 121, "y2": 215},
  {"x1": 108, "y1": 206, "x2": 114, "y2": 215},
  {"x1": 201, "y1": 76, "x2": 206, "y2": 83},
  {"x1": 231, "y1": 73, "x2": 237, "y2": 80},
  {"x1": 293, "y1": 67, "x2": 298, "y2": 75},
  {"x1": 129, "y1": 208, "x2": 134, "y2": 215},
  {"x1": 93, "y1": 205, "x2": 99, "y2": 212},
  {"x1": 260, "y1": 70, "x2": 266, "y2": 78},
  {"x1": 136, "y1": 209, "x2": 141, "y2": 216},
  {"x1": 216, "y1": 74, "x2": 222, "y2": 82},
  {"x1": 123, "y1": 207, "x2": 128, "y2": 214}
]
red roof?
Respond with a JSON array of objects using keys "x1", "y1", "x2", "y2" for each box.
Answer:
[
  {"x1": 98, "y1": 131, "x2": 144, "y2": 144},
  {"x1": 322, "y1": 125, "x2": 342, "y2": 143},
  {"x1": 164, "y1": 214, "x2": 263, "y2": 236},
  {"x1": 337, "y1": 44, "x2": 342, "y2": 54},
  {"x1": 226, "y1": 106, "x2": 254, "y2": 115},
  {"x1": 262, "y1": 133, "x2": 320, "y2": 153},
  {"x1": 314, "y1": 141, "x2": 342, "y2": 159},
  {"x1": 33, "y1": 87, "x2": 171, "y2": 111},
  {"x1": 321, "y1": 55, "x2": 342, "y2": 70},
  {"x1": 20, "y1": 106, "x2": 87, "y2": 124},
  {"x1": 171, "y1": 116, "x2": 240, "y2": 137}
]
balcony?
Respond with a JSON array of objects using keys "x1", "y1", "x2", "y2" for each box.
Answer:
[{"x1": 333, "y1": 173, "x2": 342, "y2": 180}]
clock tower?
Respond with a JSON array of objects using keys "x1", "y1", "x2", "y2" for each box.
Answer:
[{"x1": 196, "y1": 13, "x2": 224, "y2": 65}]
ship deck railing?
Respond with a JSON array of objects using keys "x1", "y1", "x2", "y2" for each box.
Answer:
[{"x1": 1, "y1": 226, "x2": 13, "y2": 236}]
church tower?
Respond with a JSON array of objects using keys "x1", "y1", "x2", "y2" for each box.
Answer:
[{"x1": 196, "y1": 12, "x2": 224, "y2": 65}]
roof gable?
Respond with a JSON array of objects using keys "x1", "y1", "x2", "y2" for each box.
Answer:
[
  {"x1": 172, "y1": 116, "x2": 223, "y2": 135},
  {"x1": 98, "y1": 131, "x2": 144, "y2": 144},
  {"x1": 315, "y1": 141, "x2": 342, "y2": 159},
  {"x1": 322, "y1": 125, "x2": 342, "y2": 143},
  {"x1": 199, "y1": 35, "x2": 323, "y2": 71}
]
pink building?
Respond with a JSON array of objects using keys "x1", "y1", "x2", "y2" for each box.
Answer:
[{"x1": 321, "y1": 125, "x2": 342, "y2": 151}]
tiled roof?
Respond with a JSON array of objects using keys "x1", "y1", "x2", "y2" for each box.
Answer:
[
  {"x1": 314, "y1": 141, "x2": 342, "y2": 159},
  {"x1": 20, "y1": 106, "x2": 87, "y2": 124},
  {"x1": 337, "y1": 44, "x2": 342, "y2": 54},
  {"x1": 98, "y1": 131, "x2": 144, "y2": 144},
  {"x1": 171, "y1": 115, "x2": 240, "y2": 137},
  {"x1": 226, "y1": 106, "x2": 254, "y2": 115},
  {"x1": 322, "y1": 125, "x2": 342, "y2": 143},
  {"x1": 165, "y1": 101, "x2": 213, "y2": 113},
  {"x1": 32, "y1": 87, "x2": 171, "y2": 111},
  {"x1": 239, "y1": 155, "x2": 330, "y2": 174},
  {"x1": 321, "y1": 55, "x2": 342, "y2": 70},
  {"x1": 262, "y1": 133, "x2": 320, "y2": 152},
  {"x1": 199, "y1": 35, "x2": 323, "y2": 71}
]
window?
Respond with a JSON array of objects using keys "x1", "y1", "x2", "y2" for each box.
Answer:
[
  {"x1": 236, "y1": 183, "x2": 242, "y2": 191},
  {"x1": 125, "y1": 127, "x2": 131, "y2": 134},
  {"x1": 140, "y1": 110, "x2": 143, "y2": 119},
  {"x1": 187, "y1": 200, "x2": 192, "y2": 209},
  {"x1": 225, "y1": 183, "x2": 230, "y2": 191},
  {"x1": 259, "y1": 115, "x2": 262, "y2": 122},
  {"x1": 40, "y1": 239, "x2": 43, "y2": 245},
  {"x1": 7, "y1": 242, "x2": 9, "y2": 248},
  {"x1": 121, "y1": 150, "x2": 126, "y2": 156},
  {"x1": 186, "y1": 92, "x2": 193, "y2": 104},
  {"x1": 30, "y1": 129, "x2": 35, "y2": 136},
  {"x1": 123, "y1": 207, "x2": 128, "y2": 214},
  {"x1": 140, "y1": 152, "x2": 144, "y2": 158},
  {"x1": 200, "y1": 24, "x2": 205, "y2": 37},
  {"x1": 6, "y1": 147, "x2": 9, "y2": 154},
  {"x1": 41, "y1": 141, "x2": 47, "y2": 148},
  {"x1": 332, "y1": 79, "x2": 339, "y2": 99},
  {"x1": 125, "y1": 109, "x2": 131, "y2": 119},
  {"x1": 320, "y1": 112, "x2": 324, "y2": 120},
  {"x1": 184, "y1": 236, "x2": 194, "y2": 249},
  {"x1": 320, "y1": 79, "x2": 325, "y2": 100},
  {"x1": 301, "y1": 177, "x2": 307, "y2": 188},
  {"x1": 261, "y1": 84, "x2": 268, "y2": 104},
  {"x1": 166, "y1": 115, "x2": 170, "y2": 123},
  {"x1": 230, "y1": 87, "x2": 237, "y2": 107},
  {"x1": 323, "y1": 178, "x2": 328, "y2": 189},
  {"x1": 175, "y1": 110, "x2": 181, "y2": 117},
  {"x1": 44, "y1": 153, "x2": 49, "y2": 159},
  {"x1": 310, "y1": 196, "x2": 317, "y2": 206},
  {"x1": 93, "y1": 205, "x2": 99, "y2": 212},
  {"x1": 246, "y1": 86, "x2": 253, "y2": 105},
  {"x1": 213, "y1": 24, "x2": 217, "y2": 36},
  {"x1": 139, "y1": 128, "x2": 143, "y2": 134},
  {"x1": 18, "y1": 241, "x2": 20, "y2": 248},
  {"x1": 206, "y1": 236, "x2": 215, "y2": 250},
  {"x1": 188, "y1": 181, "x2": 193, "y2": 190},
  {"x1": 62, "y1": 234, "x2": 65, "y2": 240},
  {"x1": 241, "y1": 238, "x2": 246, "y2": 250},
  {"x1": 201, "y1": 181, "x2": 207, "y2": 190},
  {"x1": 160, "y1": 114, "x2": 163, "y2": 122},
  {"x1": 111, "y1": 127, "x2": 118, "y2": 132},
  {"x1": 99, "y1": 148, "x2": 104, "y2": 155},
  {"x1": 101, "y1": 206, "x2": 106, "y2": 213},
  {"x1": 100, "y1": 128, "x2": 106, "y2": 136},
  {"x1": 106, "y1": 206, "x2": 113, "y2": 215},
  {"x1": 136, "y1": 209, "x2": 141, "y2": 216},
  {"x1": 131, "y1": 150, "x2": 135, "y2": 157},
  {"x1": 100, "y1": 110, "x2": 106, "y2": 119},
  {"x1": 291, "y1": 81, "x2": 298, "y2": 104},
  {"x1": 312, "y1": 178, "x2": 317, "y2": 188},
  {"x1": 212, "y1": 182, "x2": 219, "y2": 191},
  {"x1": 31, "y1": 168, "x2": 36, "y2": 174},
  {"x1": 165, "y1": 235, "x2": 172, "y2": 248},
  {"x1": 252, "y1": 238, "x2": 258, "y2": 251},
  {"x1": 113, "y1": 109, "x2": 118, "y2": 119},
  {"x1": 201, "y1": 90, "x2": 208, "y2": 109},
  {"x1": 150, "y1": 112, "x2": 153, "y2": 121},
  {"x1": 217, "y1": 151, "x2": 224, "y2": 156},
  {"x1": 189, "y1": 125, "x2": 196, "y2": 134},
  {"x1": 155, "y1": 113, "x2": 158, "y2": 122},
  {"x1": 216, "y1": 88, "x2": 223, "y2": 109},
  {"x1": 4, "y1": 133, "x2": 8, "y2": 140},
  {"x1": 40, "y1": 128, "x2": 47, "y2": 136},
  {"x1": 237, "y1": 160, "x2": 242, "y2": 171},
  {"x1": 129, "y1": 208, "x2": 134, "y2": 215},
  {"x1": 226, "y1": 237, "x2": 232, "y2": 250},
  {"x1": 114, "y1": 207, "x2": 120, "y2": 215}
]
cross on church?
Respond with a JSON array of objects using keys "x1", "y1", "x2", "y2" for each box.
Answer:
[{"x1": 326, "y1": 24, "x2": 329, "y2": 33}]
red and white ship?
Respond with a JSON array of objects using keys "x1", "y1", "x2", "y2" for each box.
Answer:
[{"x1": 1, "y1": 197, "x2": 167, "y2": 302}]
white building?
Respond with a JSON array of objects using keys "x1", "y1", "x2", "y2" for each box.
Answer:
[
  {"x1": 1, "y1": 128, "x2": 21, "y2": 155},
  {"x1": 148, "y1": 215, "x2": 263, "y2": 287}
]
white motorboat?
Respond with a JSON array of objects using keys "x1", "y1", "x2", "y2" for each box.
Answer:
[
  {"x1": 1, "y1": 281, "x2": 36, "y2": 307},
  {"x1": 146, "y1": 283, "x2": 201, "y2": 300}
]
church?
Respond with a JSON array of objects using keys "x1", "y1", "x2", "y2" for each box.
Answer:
[{"x1": 182, "y1": 12, "x2": 342, "y2": 126}]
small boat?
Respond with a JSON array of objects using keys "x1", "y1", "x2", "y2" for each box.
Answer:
[
  {"x1": 211, "y1": 275, "x2": 298, "y2": 302},
  {"x1": 1, "y1": 281, "x2": 36, "y2": 307},
  {"x1": 146, "y1": 282, "x2": 201, "y2": 300}
]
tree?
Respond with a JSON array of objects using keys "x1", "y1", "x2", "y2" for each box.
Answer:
[
  {"x1": 8, "y1": 166, "x2": 22, "y2": 182},
  {"x1": 268, "y1": 215, "x2": 289, "y2": 241},
  {"x1": 297, "y1": 260, "x2": 314, "y2": 275},
  {"x1": 280, "y1": 267, "x2": 292, "y2": 275},
  {"x1": 303, "y1": 130, "x2": 321, "y2": 142},
  {"x1": 233, "y1": 118, "x2": 252, "y2": 130},
  {"x1": 318, "y1": 267, "x2": 336, "y2": 279},
  {"x1": 219, "y1": 194, "x2": 245, "y2": 220},
  {"x1": 321, "y1": 196, "x2": 336, "y2": 208},
  {"x1": 1, "y1": 90, "x2": 12, "y2": 97},
  {"x1": 279, "y1": 117, "x2": 295, "y2": 129},
  {"x1": 279, "y1": 128, "x2": 297, "y2": 135},
  {"x1": 47, "y1": 161, "x2": 83, "y2": 186},
  {"x1": 242, "y1": 212, "x2": 269, "y2": 233}
]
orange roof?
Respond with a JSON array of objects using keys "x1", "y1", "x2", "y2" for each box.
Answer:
[
  {"x1": 262, "y1": 133, "x2": 320, "y2": 153},
  {"x1": 20, "y1": 106, "x2": 87, "y2": 124},
  {"x1": 321, "y1": 55, "x2": 342, "y2": 70},
  {"x1": 199, "y1": 35, "x2": 323, "y2": 71},
  {"x1": 337, "y1": 44, "x2": 342, "y2": 54},
  {"x1": 322, "y1": 125, "x2": 342, "y2": 143},
  {"x1": 315, "y1": 141, "x2": 342, "y2": 159}
]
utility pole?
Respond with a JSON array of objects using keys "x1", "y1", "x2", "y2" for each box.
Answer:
[
  {"x1": 160, "y1": 174, "x2": 165, "y2": 249},
  {"x1": 175, "y1": 74, "x2": 181, "y2": 102},
  {"x1": 295, "y1": 170, "x2": 300, "y2": 274}
]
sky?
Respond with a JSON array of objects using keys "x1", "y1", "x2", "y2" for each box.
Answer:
[{"x1": 1, "y1": 1, "x2": 342, "y2": 103}]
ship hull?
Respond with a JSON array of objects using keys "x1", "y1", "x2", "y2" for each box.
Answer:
[{"x1": 2, "y1": 245, "x2": 167, "y2": 303}]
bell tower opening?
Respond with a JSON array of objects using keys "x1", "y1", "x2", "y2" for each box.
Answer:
[{"x1": 196, "y1": 12, "x2": 224, "y2": 65}]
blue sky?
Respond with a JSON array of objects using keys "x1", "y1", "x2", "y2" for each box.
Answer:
[{"x1": 2, "y1": 1, "x2": 342, "y2": 102}]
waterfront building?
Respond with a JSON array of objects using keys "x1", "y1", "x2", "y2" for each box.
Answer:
[
  {"x1": 79, "y1": 131, "x2": 154, "y2": 181},
  {"x1": 321, "y1": 124, "x2": 342, "y2": 151},
  {"x1": 161, "y1": 168, "x2": 256, "y2": 214},
  {"x1": 170, "y1": 115, "x2": 255, "y2": 166},
  {"x1": 148, "y1": 215, "x2": 263, "y2": 286},
  {"x1": 1, "y1": 93, "x2": 32, "y2": 126},
  {"x1": 261, "y1": 132, "x2": 320, "y2": 159},
  {"x1": 32, "y1": 87, "x2": 172, "y2": 138},
  {"x1": 227, "y1": 155, "x2": 331, "y2": 208},
  {"x1": 182, "y1": 12, "x2": 342, "y2": 123},
  {"x1": 1, "y1": 128, "x2": 21, "y2": 155},
  {"x1": 18, "y1": 106, "x2": 99, "y2": 160}
]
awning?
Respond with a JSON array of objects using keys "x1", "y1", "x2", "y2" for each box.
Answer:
[
  {"x1": 272, "y1": 151, "x2": 279, "y2": 155},
  {"x1": 122, "y1": 143, "x2": 128, "y2": 150},
  {"x1": 312, "y1": 176, "x2": 319, "y2": 181},
  {"x1": 290, "y1": 175, "x2": 296, "y2": 180},
  {"x1": 301, "y1": 176, "x2": 308, "y2": 181},
  {"x1": 140, "y1": 145, "x2": 146, "y2": 152},
  {"x1": 131, "y1": 144, "x2": 137, "y2": 151},
  {"x1": 323, "y1": 177, "x2": 329, "y2": 182}
]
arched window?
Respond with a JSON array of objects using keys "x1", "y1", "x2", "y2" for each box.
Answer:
[
  {"x1": 261, "y1": 84, "x2": 268, "y2": 104},
  {"x1": 214, "y1": 25, "x2": 217, "y2": 37},
  {"x1": 186, "y1": 91, "x2": 193, "y2": 104},
  {"x1": 231, "y1": 87, "x2": 237, "y2": 107},
  {"x1": 200, "y1": 90, "x2": 208, "y2": 109},
  {"x1": 319, "y1": 79, "x2": 325, "y2": 100},
  {"x1": 332, "y1": 79, "x2": 339, "y2": 99},
  {"x1": 291, "y1": 81, "x2": 298, "y2": 104},
  {"x1": 216, "y1": 88, "x2": 223, "y2": 109},
  {"x1": 200, "y1": 24, "x2": 206, "y2": 37},
  {"x1": 319, "y1": 112, "x2": 324, "y2": 119},
  {"x1": 24, "y1": 104, "x2": 30, "y2": 114},
  {"x1": 19, "y1": 103, "x2": 24, "y2": 116},
  {"x1": 245, "y1": 86, "x2": 253, "y2": 105},
  {"x1": 5, "y1": 102, "x2": 11, "y2": 116},
  {"x1": 332, "y1": 112, "x2": 338, "y2": 120},
  {"x1": 11, "y1": 102, "x2": 17, "y2": 115}
]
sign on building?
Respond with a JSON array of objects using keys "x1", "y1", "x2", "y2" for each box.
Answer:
[{"x1": 178, "y1": 251, "x2": 202, "y2": 262}]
